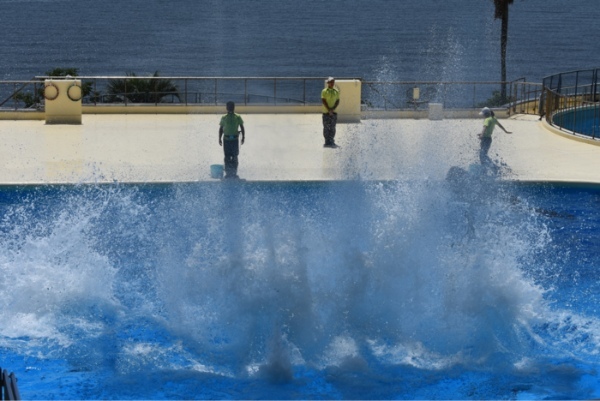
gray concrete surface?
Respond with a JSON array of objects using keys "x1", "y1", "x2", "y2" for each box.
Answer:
[{"x1": 0, "y1": 113, "x2": 598, "y2": 184}]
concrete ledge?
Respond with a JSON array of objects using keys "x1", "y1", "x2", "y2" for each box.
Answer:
[
  {"x1": 0, "y1": 110, "x2": 45, "y2": 120},
  {"x1": 541, "y1": 119, "x2": 600, "y2": 147},
  {"x1": 82, "y1": 104, "x2": 323, "y2": 115},
  {"x1": 0, "y1": 106, "x2": 517, "y2": 121},
  {"x1": 361, "y1": 108, "x2": 511, "y2": 120},
  {"x1": 362, "y1": 110, "x2": 429, "y2": 119}
]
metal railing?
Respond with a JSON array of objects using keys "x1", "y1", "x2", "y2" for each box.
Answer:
[
  {"x1": 1, "y1": 76, "x2": 542, "y2": 115},
  {"x1": 542, "y1": 68, "x2": 600, "y2": 139},
  {"x1": 0, "y1": 368, "x2": 21, "y2": 400},
  {"x1": 0, "y1": 76, "x2": 350, "y2": 109},
  {"x1": 0, "y1": 80, "x2": 45, "y2": 110},
  {"x1": 510, "y1": 79, "x2": 543, "y2": 116},
  {"x1": 362, "y1": 79, "x2": 542, "y2": 114}
]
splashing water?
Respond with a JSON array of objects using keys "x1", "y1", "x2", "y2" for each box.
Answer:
[{"x1": 1, "y1": 172, "x2": 599, "y2": 399}]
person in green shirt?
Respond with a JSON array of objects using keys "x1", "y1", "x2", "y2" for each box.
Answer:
[
  {"x1": 478, "y1": 107, "x2": 511, "y2": 165},
  {"x1": 321, "y1": 77, "x2": 340, "y2": 148},
  {"x1": 219, "y1": 101, "x2": 245, "y2": 179}
]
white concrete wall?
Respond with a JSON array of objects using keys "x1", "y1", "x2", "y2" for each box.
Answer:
[{"x1": 334, "y1": 79, "x2": 361, "y2": 123}]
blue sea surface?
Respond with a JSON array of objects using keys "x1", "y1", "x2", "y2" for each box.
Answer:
[
  {"x1": 1, "y1": 0, "x2": 599, "y2": 82},
  {"x1": 0, "y1": 178, "x2": 599, "y2": 399}
]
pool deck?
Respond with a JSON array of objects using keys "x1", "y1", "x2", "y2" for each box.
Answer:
[{"x1": 0, "y1": 113, "x2": 599, "y2": 185}]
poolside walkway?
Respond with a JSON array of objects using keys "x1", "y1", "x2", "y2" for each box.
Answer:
[{"x1": 0, "y1": 113, "x2": 599, "y2": 185}]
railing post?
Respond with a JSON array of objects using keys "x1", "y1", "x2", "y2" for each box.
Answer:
[
  {"x1": 511, "y1": 81, "x2": 516, "y2": 114},
  {"x1": 441, "y1": 83, "x2": 446, "y2": 108},
  {"x1": 593, "y1": 105, "x2": 596, "y2": 139},
  {"x1": 1, "y1": 368, "x2": 21, "y2": 400},
  {"x1": 303, "y1": 79, "x2": 306, "y2": 105},
  {"x1": 154, "y1": 78, "x2": 158, "y2": 106},
  {"x1": 509, "y1": 81, "x2": 515, "y2": 115}
]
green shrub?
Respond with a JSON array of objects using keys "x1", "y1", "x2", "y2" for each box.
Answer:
[{"x1": 107, "y1": 72, "x2": 180, "y2": 103}]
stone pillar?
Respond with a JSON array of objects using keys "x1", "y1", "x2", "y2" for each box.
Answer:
[
  {"x1": 329, "y1": 79, "x2": 361, "y2": 123},
  {"x1": 44, "y1": 79, "x2": 82, "y2": 124}
]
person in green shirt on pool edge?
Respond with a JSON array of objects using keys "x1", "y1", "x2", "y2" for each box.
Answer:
[
  {"x1": 321, "y1": 77, "x2": 340, "y2": 148},
  {"x1": 478, "y1": 106, "x2": 511, "y2": 166},
  {"x1": 219, "y1": 101, "x2": 245, "y2": 179}
]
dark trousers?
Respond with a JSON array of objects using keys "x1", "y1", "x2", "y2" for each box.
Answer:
[
  {"x1": 479, "y1": 137, "x2": 492, "y2": 165},
  {"x1": 223, "y1": 139, "x2": 239, "y2": 177},
  {"x1": 322, "y1": 113, "x2": 337, "y2": 145}
]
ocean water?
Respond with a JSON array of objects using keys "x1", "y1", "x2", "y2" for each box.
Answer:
[{"x1": 1, "y1": 0, "x2": 600, "y2": 82}]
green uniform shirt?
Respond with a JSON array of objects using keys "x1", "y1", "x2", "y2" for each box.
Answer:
[
  {"x1": 220, "y1": 113, "x2": 244, "y2": 138},
  {"x1": 321, "y1": 87, "x2": 340, "y2": 114},
  {"x1": 482, "y1": 116, "x2": 497, "y2": 138}
]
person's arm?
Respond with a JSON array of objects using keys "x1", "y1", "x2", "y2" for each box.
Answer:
[
  {"x1": 332, "y1": 99, "x2": 339, "y2": 113},
  {"x1": 496, "y1": 120, "x2": 512, "y2": 134},
  {"x1": 478, "y1": 124, "x2": 486, "y2": 138},
  {"x1": 322, "y1": 98, "x2": 339, "y2": 115},
  {"x1": 240, "y1": 124, "x2": 245, "y2": 145},
  {"x1": 218, "y1": 125, "x2": 223, "y2": 146}
]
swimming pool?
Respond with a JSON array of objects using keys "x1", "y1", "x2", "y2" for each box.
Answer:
[
  {"x1": 553, "y1": 104, "x2": 600, "y2": 139},
  {"x1": 0, "y1": 177, "x2": 599, "y2": 399}
]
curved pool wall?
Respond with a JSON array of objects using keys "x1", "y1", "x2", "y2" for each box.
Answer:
[{"x1": 553, "y1": 104, "x2": 600, "y2": 139}]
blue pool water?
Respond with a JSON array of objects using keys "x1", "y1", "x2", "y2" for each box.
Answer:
[
  {"x1": 554, "y1": 105, "x2": 600, "y2": 139},
  {"x1": 1, "y1": 176, "x2": 599, "y2": 399}
]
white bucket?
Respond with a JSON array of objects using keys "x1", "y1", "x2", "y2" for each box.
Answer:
[
  {"x1": 428, "y1": 103, "x2": 443, "y2": 120},
  {"x1": 210, "y1": 164, "x2": 224, "y2": 179}
]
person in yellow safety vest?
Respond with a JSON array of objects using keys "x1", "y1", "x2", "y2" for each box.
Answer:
[
  {"x1": 219, "y1": 101, "x2": 245, "y2": 179},
  {"x1": 321, "y1": 77, "x2": 340, "y2": 148},
  {"x1": 478, "y1": 107, "x2": 511, "y2": 165}
]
